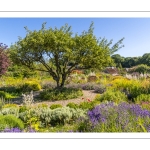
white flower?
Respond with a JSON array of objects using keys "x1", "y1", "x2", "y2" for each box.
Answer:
[{"x1": 22, "y1": 91, "x2": 34, "y2": 106}]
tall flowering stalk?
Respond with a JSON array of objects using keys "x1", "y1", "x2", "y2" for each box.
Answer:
[
  {"x1": 86, "y1": 102, "x2": 150, "y2": 132},
  {"x1": 22, "y1": 91, "x2": 34, "y2": 106}
]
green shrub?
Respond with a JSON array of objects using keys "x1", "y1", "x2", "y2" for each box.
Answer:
[
  {"x1": 1, "y1": 107, "x2": 19, "y2": 117},
  {"x1": 19, "y1": 81, "x2": 41, "y2": 92},
  {"x1": 0, "y1": 115, "x2": 24, "y2": 131},
  {"x1": 134, "y1": 94, "x2": 150, "y2": 103},
  {"x1": 0, "y1": 97, "x2": 5, "y2": 111},
  {"x1": 19, "y1": 108, "x2": 39, "y2": 126},
  {"x1": 66, "y1": 103, "x2": 79, "y2": 109},
  {"x1": 19, "y1": 108, "x2": 40, "y2": 130},
  {"x1": 69, "y1": 108, "x2": 87, "y2": 121},
  {"x1": 39, "y1": 87, "x2": 83, "y2": 101},
  {"x1": 0, "y1": 86, "x2": 20, "y2": 94},
  {"x1": 131, "y1": 64, "x2": 150, "y2": 74},
  {"x1": 37, "y1": 103, "x2": 49, "y2": 108},
  {"x1": 19, "y1": 106, "x2": 86, "y2": 127},
  {"x1": 79, "y1": 100, "x2": 99, "y2": 110},
  {"x1": 0, "y1": 91, "x2": 16, "y2": 99},
  {"x1": 39, "y1": 107, "x2": 86, "y2": 127},
  {"x1": 50, "y1": 104, "x2": 62, "y2": 109},
  {"x1": 112, "y1": 79, "x2": 150, "y2": 99},
  {"x1": 3, "y1": 104, "x2": 18, "y2": 109},
  {"x1": 50, "y1": 107, "x2": 73, "y2": 126},
  {"x1": 96, "y1": 89, "x2": 127, "y2": 103},
  {"x1": 19, "y1": 105, "x2": 29, "y2": 113}
]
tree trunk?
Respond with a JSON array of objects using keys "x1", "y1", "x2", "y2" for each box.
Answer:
[
  {"x1": 51, "y1": 72, "x2": 68, "y2": 89},
  {"x1": 60, "y1": 73, "x2": 67, "y2": 88}
]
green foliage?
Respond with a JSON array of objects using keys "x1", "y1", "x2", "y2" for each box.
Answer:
[
  {"x1": 38, "y1": 107, "x2": 86, "y2": 127},
  {"x1": 19, "y1": 108, "x2": 39, "y2": 127},
  {"x1": 50, "y1": 107, "x2": 73, "y2": 126},
  {"x1": 66, "y1": 102, "x2": 79, "y2": 109},
  {"x1": 0, "y1": 86, "x2": 20, "y2": 95},
  {"x1": 0, "y1": 91, "x2": 16, "y2": 99},
  {"x1": 138, "y1": 53, "x2": 150, "y2": 66},
  {"x1": 37, "y1": 103, "x2": 49, "y2": 108},
  {"x1": 96, "y1": 89, "x2": 127, "y2": 103},
  {"x1": 39, "y1": 87, "x2": 83, "y2": 101},
  {"x1": 43, "y1": 124, "x2": 76, "y2": 132},
  {"x1": 131, "y1": 64, "x2": 150, "y2": 74},
  {"x1": 9, "y1": 22, "x2": 124, "y2": 88},
  {"x1": 1, "y1": 107, "x2": 19, "y2": 117},
  {"x1": 19, "y1": 81, "x2": 41, "y2": 92},
  {"x1": 0, "y1": 115, "x2": 24, "y2": 131},
  {"x1": 50, "y1": 104, "x2": 62, "y2": 109},
  {"x1": 3, "y1": 104, "x2": 18, "y2": 109},
  {"x1": 19, "y1": 105, "x2": 29, "y2": 113},
  {"x1": 0, "y1": 97, "x2": 6, "y2": 111},
  {"x1": 134, "y1": 94, "x2": 150, "y2": 103},
  {"x1": 111, "y1": 54, "x2": 124, "y2": 67},
  {"x1": 140, "y1": 102, "x2": 150, "y2": 110},
  {"x1": 79, "y1": 100, "x2": 100, "y2": 110},
  {"x1": 75, "y1": 117, "x2": 92, "y2": 132},
  {"x1": 112, "y1": 79, "x2": 150, "y2": 99},
  {"x1": 111, "y1": 53, "x2": 150, "y2": 68},
  {"x1": 8, "y1": 65, "x2": 38, "y2": 78},
  {"x1": 0, "y1": 43, "x2": 10, "y2": 77}
]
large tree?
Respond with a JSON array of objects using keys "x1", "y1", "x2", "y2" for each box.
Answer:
[
  {"x1": 9, "y1": 22, "x2": 124, "y2": 88},
  {"x1": 0, "y1": 43, "x2": 10, "y2": 77}
]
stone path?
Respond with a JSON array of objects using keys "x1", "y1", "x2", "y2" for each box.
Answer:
[
  {"x1": 13, "y1": 90, "x2": 98, "y2": 106},
  {"x1": 34, "y1": 90, "x2": 98, "y2": 106}
]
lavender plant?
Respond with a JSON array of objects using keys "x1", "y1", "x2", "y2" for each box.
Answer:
[
  {"x1": 77, "y1": 102, "x2": 150, "y2": 132},
  {"x1": 3, "y1": 127, "x2": 22, "y2": 132},
  {"x1": 1, "y1": 127, "x2": 36, "y2": 132}
]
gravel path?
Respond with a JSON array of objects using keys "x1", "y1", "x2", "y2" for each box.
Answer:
[{"x1": 33, "y1": 90, "x2": 98, "y2": 107}]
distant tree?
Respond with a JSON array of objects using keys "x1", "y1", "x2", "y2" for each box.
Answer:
[
  {"x1": 8, "y1": 65, "x2": 38, "y2": 78},
  {"x1": 122, "y1": 57, "x2": 137, "y2": 68},
  {"x1": 112, "y1": 53, "x2": 150, "y2": 68},
  {"x1": 0, "y1": 43, "x2": 10, "y2": 77},
  {"x1": 9, "y1": 22, "x2": 124, "y2": 88},
  {"x1": 138, "y1": 53, "x2": 150, "y2": 66},
  {"x1": 111, "y1": 54, "x2": 124, "y2": 67}
]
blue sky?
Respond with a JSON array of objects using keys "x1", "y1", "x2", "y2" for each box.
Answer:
[{"x1": 1, "y1": 18, "x2": 150, "y2": 57}]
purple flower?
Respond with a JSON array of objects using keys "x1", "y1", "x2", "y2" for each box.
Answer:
[
  {"x1": 28, "y1": 128, "x2": 36, "y2": 132},
  {"x1": 129, "y1": 104, "x2": 150, "y2": 118},
  {"x1": 1, "y1": 127, "x2": 36, "y2": 133},
  {"x1": 3, "y1": 127, "x2": 22, "y2": 133},
  {"x1": 101, "y1": 117, "x2": 106, "y2": 123},
  {"x1": 88, "y1": 106, "x2": 102, "y2": 125}
]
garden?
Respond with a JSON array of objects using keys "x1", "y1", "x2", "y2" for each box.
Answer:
[{"x1": 1, "y1": 22, "x2": 150, "y2": 132}]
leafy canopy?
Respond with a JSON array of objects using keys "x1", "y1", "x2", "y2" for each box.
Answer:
[
  {"x1": 0, "y1": 43, "x2": 10, "y2": 77},
  {"x1": 9, "y1": 22, "x2": 124, "y2": 87}
]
